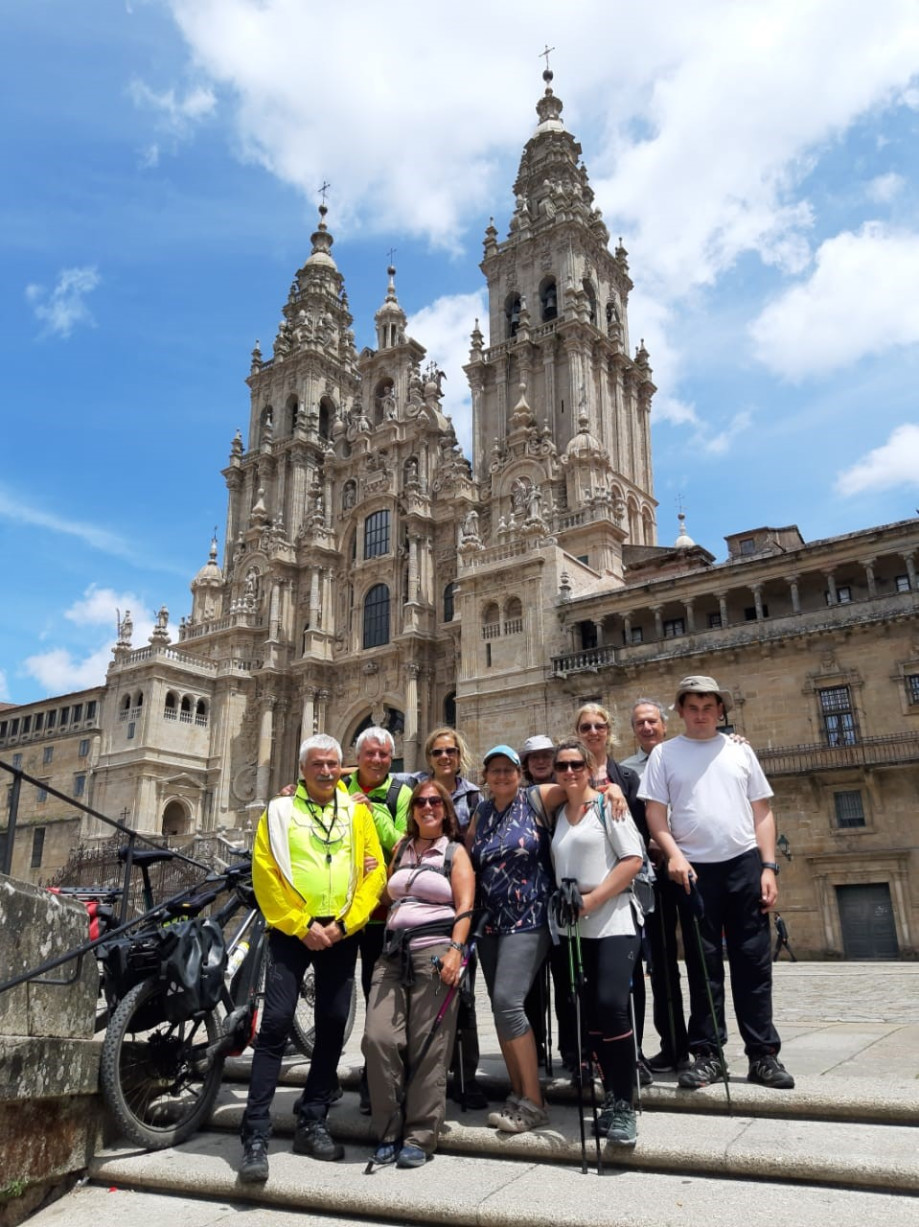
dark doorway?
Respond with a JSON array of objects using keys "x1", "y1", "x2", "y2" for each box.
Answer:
[{"x1": 836, "y1": 883, "x2": 899, "y2": 959}]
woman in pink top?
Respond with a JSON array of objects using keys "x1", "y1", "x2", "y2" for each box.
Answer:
[{"x1": 362, "y1": 779, "x2": 475, "y2": 1169}]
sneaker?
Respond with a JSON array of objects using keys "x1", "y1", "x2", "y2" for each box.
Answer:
[
  {"x1": 605, "y1": 1099, "x2": 638, "y2": 1147},
  {"x1": 595, "y1": 1091, "x2": 617, "y2": 1134},
  {"x1": 396, "y1": 1144, "x2": 430, "y2": 1168},
  {"x1": 646, "y1": 1050, "x2": 691, "y2": 1074},
  {"x1": 488, "y1": 1095, "x2": 549, "y2": 1133},
  {"x1": 292, "y1": 1119, "x2": 344, "y2": 1161},
  {"x1": 637, "y1": 1056, "x2": 654, "y2": 1087},
  {"x1": 371, "y1": 1141, "x2": 397, "y2": 1165},
  {"x1": 239, "y1": 1135, "x2": 269, "y2": 1183},
  {"x1": 747, "y1": 1053, "x2": 795, "y2": 1090},
  {"x1": 678, "y1": 1051, "x2": 728, "y2": 1090}
]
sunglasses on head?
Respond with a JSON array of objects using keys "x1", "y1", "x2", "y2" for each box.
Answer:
[
  {"x1": 578, "y1": 722, "x2": 607, "y2": 733},
  {"x1": 430, "y1": 746, "x2": 458, "y2": 757},
  {"x1": 413, "y1": 796, "x2": 445, "y2": 809},
  {"x1": 555, "y1": 759, "x2": 587, "y2": 772}
]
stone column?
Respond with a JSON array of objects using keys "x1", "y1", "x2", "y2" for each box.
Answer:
[
  {"x1": 717, "y1": 593, "x2": 729, "y2": 627},
  {"x1": 255, "y1": 697, "x2": 275, "y2": 804},
  {"x1": 904, "y1": 551, "x2": 917, "y2": 591},
  {"x1": 685, "y1": 599, "x2": 695, "y2": 633},
  {"x1": 623, "y1": 613, "x2": 633, "y2": 643},
  {"x1": 405, "y1": 664, "x2": 420, "y2": 766},
  {"x1": 593, "y1": 619, "x2": 604, "y2": 647},
  {"x1": 323, "y1": 473, "x2": 333, "y2": 530},
  {"x1": 786, "y1": 575, "x2": 800, "y2": 614},
  {"x1": 301, "y1": 687, "x2": 317, "y2": 740},
  {"x1": 825, "y1": 572, "x2": 838, "y2": 605},
  {"x1": 269, "y1": 578, "x2": 281, "y2": 641},
  {"x1": 316, "y1": 688, "x2": 331, "y2": 732},
  {"x1": 862, "y1": 558, "x2": 877, "y2": 599},
  {"x1": 309, "y1": 566, "x2": 321, "y2": 629},
  {"x1": 651, "y1": 605, "x2": 663, "y2": 640},
  {"x1": 753, "y1": 583, "x2": 765, "y2": 621},
  {"x1": 321, "y1": 569, "x2": 333, "y2": 633},
  {"x1": 408, "y1": 535, "x2": 420, "y2": 603}
]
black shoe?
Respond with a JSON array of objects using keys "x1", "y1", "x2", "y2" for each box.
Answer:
[
  {"x1": 239, "y1": 1135, "x2": 269, "y2": 1183},
  {"x1": 292, "y1": 1119, "x2": 344, "y2": 1161},
  {"x1": 678, "y1": 1051, "x2": 728, "y2": 1089},
  {"x1": 747, "y1": 1053, "x2": 795, "y2": 1089},
  {"x1": 646, "y1": 1050, "x2": 691, "y2": 1074},
  {"x1": 450, "y1": 1081, "x2": 489, "y2": 1110},
  {"x1": 637, "y1": 1056, "x2": 654, "y2": 1088}
]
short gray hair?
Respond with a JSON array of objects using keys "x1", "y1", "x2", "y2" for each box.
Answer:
[
  {"x1": 355, "y1": 726, "x2": 394, "y2": 755},
  {"x1": 299, "y1": 734, "x2": 342, "y2": 766},
  {"x1": 631, "y1": 698, "x2": 668, "y2": 725}
]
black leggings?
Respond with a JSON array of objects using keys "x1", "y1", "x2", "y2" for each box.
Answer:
[{"x1": 560, "y1": 932, "x2": 640, "y2": 1102}]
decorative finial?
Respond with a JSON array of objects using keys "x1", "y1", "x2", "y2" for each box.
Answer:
[{"x1": 539, "y1": 43, "x2": 555, "y2": 85}]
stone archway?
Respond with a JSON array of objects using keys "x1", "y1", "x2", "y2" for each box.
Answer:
[{"x1": 162, "y1": 798, "x2": 192, "y2": 838}]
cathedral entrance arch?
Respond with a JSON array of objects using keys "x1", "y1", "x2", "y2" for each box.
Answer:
[{"x1": 162, "y1": 798, "x2": 192, "y2": 838}]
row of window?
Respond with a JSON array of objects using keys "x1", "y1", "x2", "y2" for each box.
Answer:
[
  {"x1": 8, "y1": 741, "x2": 91, "y2": 772},
  {"x1": 0, "y1": 701, "x2": 97, "y2": 741},
  {"x1": 33, "y1": 772, "x2": 86, "y2": 803},
  {"x1": 164, "y1": 693, "x2": 209, "y2": 726}
]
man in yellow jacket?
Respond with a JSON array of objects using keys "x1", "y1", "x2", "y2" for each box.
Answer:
[{"x1": 240, "y1": 733, "x2": 385, "y2": 1182}]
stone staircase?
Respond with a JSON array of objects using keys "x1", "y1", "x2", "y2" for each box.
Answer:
[{"x1": 66, "y1": 1060, "x2": 919, "y2": 1227}]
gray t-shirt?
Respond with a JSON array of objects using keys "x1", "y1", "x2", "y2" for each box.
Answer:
[{"x1": 551, "y1": 796, "x2": 643, "y2": 938}]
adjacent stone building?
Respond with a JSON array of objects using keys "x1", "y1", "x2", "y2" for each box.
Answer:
[{"x1": 1, "y1": 72, "x2": 916, "y2": 958}]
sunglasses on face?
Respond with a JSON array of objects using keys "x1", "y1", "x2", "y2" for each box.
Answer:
[
  {"x1": 413, "y1": 796, "x2": 445, "y2": 809},
  {"x1": 430, "y1": 747, "x2": 458, "y2": 758},
  {"x1": 555, "y1": 760, "x2": 587, "y2": 772},
  {"x1": 578, "y1": 722, "x2": 608, "y2": 733}
]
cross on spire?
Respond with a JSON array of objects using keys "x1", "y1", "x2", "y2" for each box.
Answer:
[
  {"x1": 317, "y1": 180, "x2": 331, "y2": 206},
  {"x1": 387, "y1": 247, "x2": 397, "y2": 267},
  {"x1": 538, "y1": 44, "x2": 555, "y2": 72}
]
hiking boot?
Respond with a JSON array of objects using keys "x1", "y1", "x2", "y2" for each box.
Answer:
[
  {"x1": 637, "y1": 1056, "x2": 654, "y2": 1087},
  {"x1": 747, "y1": 1053, "x2": 795, "y2": 1089},
  {"x1": 396, "y1": 1144, "x2": 430, "y2": 1168},
  {"x1": 646, "y1": 1050, "x2": 691, "y2": 1074},
  {"x1": 239, "y1": 1135, "x2": 269, "y2": 1183},
  {"x1": 371, "y1": 1141, "x2": 397, "y2": 1166},
  {"x1": 595, "y1": 1091, "x2": 617, "y2": 1134},
  {"x1": 678, "y1": 1051, "x2": 728, "y2": 1089},
  {"x1": 605, "y1": 1099, "x2": 638, "y2": 1147},
  {"x1": 488, "y1": 1095, "x2": 549, "y2": 1133},
  {"x1": 292, "y1": 1119, "x2": 344, "y2": 1161}
]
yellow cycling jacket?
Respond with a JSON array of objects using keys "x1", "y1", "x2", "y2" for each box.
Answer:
[{"x1": 252, "y1": 784, "x2": 385, "y2": 940}]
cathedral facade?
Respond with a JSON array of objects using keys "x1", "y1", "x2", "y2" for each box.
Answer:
[{"x1": 2, "y1": 75, "x2": 917, "y2": 959}]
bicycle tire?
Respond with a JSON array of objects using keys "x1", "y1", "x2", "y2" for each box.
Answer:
[
  {"x1": 289, "y1": 965, "x2": 357, "y2": 1058},
  {"x1": 99, "y1": 976, "x2": 225, "y2": 1150}
]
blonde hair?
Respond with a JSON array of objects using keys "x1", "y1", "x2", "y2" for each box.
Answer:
[
  {"x1": 573, "y1": 702, "x2": 614, "y2": 763},
  {"x1": 423, "y1": 726, "x2": 472, "y2": 778}
]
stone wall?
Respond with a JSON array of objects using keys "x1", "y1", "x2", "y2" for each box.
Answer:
[{"x1": 0, "y1": 874, "x2": 102, "y2": 1225}]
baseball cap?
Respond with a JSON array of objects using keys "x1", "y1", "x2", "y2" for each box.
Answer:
[{"x1": 483, "y1": 744, "x2": 522, "y2": 768}]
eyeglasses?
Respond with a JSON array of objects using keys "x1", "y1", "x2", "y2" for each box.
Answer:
[
  {"x1": 412, "y1": 796, "x2": 445, "y2": 809},
  {"x1": 555, "y1": 760, "x2": 587, "y2": 772},
  {"x1": 430, "y1": 747, "x2": 458, "y2": 758},
  {"x1": 578, "y1": 722, "x2": 608, "y2": 733}
]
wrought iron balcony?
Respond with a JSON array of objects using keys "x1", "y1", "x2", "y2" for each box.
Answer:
[{"x1": 758, "y1": 732, "x2": 919, "y2": 775}]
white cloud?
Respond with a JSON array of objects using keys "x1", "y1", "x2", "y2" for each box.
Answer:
[
  {"x1": 0, "y1": 486, "x2": 132, "y2": 557},
  {"x1": 0, "y1": 669, "x2": 10, "y2": 703},
  {"x1": 128, "y1": 79, "x2": 216, "y2": 134},
  {"x1": 750, "y1": 224, "x2": 919, "y2": 379},
  {"x1": 406, "y1": 289, "x2": 486, "y2": 454},
  {"x1": 139, "y1": 142, "x2": 160, "y2": 170},
  {"x1": 835, "y1": 423, "x2": 919, "y2": 496},
  {"x1": 25, "y1": 266, "x2": 100, "y2": 338},
  {"x1": 64, "y1": 585, "x2": 145, "y2": 630},
  {"x1": 866, "y1": 172, "x2": 905, "y2": 203},
  {"x1": 22, "y1": 645, "x2": 114, "y2": 694},
  {"x1": 22, "y1": 594, "x2": 158, "y2": 696},
  {"x1": 703, "y1": 410, "x2": 753, "y2": 456}
]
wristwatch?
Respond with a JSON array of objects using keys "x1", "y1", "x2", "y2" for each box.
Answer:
[
  {"x1": 336, "y1": 919, "x2": 348, "y2": 936},
  {"x1": 761, "y1": 861, "x2": 780, "y2": 874}
]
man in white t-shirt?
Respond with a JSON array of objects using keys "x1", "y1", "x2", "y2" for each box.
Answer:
[{"x1": 639, "y1": 676, "x2": 794, "y2": 1091}]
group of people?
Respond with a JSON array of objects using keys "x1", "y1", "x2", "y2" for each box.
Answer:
[{"x1": 238, "y1": 674, "x2": 794, "y2": 1182}]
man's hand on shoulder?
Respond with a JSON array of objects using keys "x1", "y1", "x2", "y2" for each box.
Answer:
[{"x1": 277, "y1": 783, "x2": 297, "y2": 798}]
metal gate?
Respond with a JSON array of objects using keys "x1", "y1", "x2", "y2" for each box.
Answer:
[{"x1": 835, "y1": 883, "x2": 899, "y2": 959}]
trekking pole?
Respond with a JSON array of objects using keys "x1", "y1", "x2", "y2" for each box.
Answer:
[
  {"x1": 559, "y1": 879, "x2": 601, "y2": 1176},
  {"x1": 629, "y1": 977, "x2": 642, "y2": 1113},
  {"x1": 364, "y1": 910, "x2": 486, "y2": 1174},
  {"x1": 686, "y1": 878, "x2": 732, "y2": 1113},
  {"x1": 543, "y1": 956, "x2": 554, "y2": 1078}
]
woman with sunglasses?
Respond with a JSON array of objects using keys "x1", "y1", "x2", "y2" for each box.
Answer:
[
  {"x1": 551, "y1": 737, "x2": 644, "y2": 1146},
  {"x1": 363, "y1": 779, "x2": 475, "y2": 1168},
  {"x1": 422, "y1": 726, "x2": 482, "y2": 833}
]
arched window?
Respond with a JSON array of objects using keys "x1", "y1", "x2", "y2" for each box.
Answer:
[
  {"x1": 364, "y1": 509, "x2": 390, "y2": 558},
  {"x1": 443, "y1": 581, "x2": 457, "y2": 622},
  {"x1": 540, "y1": 278, "x2": 557, "y2": 322},
  {"x1": 286, "y1": 393, "x2": 299, "y2": 435},
  {"x1": 505, "y1": 292, "x2": 521, "y2": 338},
  {"x1": 162, "y1": 799, "x2": 190, "y2": 838},
  {"x1": 260, "y1": 405, "x2": 274, "y2": 443},
  {"x1": 180, "y1": 695, "x2": 192, "y2": 724},
  {"x1": 363, "y1": 584, "x2": 390, "y2": 649},
  {"x1": 582, "y1": 280, "x2": 597, "y2": 326},
  {"x1": 164, "y1": 692, "x2": 177, "y2": 721},
  {"x1": 444, "y1": 691, "x2": 457, "y2": 727},
  {"x1": 482, "y1": 601, "x2": 500, "y2": 640},
  {"x1": 319, "y1": 396, "x2": 334, "y2": 440},
  {"x1": 504, "y1": 596, "x2": 523, "y2": 634},
  {"x1": 195, "y1": 699, "x2": 208, "y2": 728}
]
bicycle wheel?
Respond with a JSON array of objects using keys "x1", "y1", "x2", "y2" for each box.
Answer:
[
  {"x1": 289, "y1": 966, "x2": 357, "y2": 1058},
  {"x1": 99, "y1": 976, "x2": 225, "y2": 1149}
]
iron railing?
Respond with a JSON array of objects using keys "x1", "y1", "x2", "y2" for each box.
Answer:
[{"x1": 758, "y1": 732, "x2": 919, "y2": 775}]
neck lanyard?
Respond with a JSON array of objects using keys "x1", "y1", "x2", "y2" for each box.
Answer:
[{"x1": 300, "y1": 791, "x2": 341, "y2": 864}]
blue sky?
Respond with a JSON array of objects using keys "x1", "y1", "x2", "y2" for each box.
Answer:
[{"x1": 2, "y1": 0, "x2": 919, "y2": 705}]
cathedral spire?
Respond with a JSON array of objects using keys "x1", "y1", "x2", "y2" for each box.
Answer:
[{"x1": 374, "y1": 260, "x2": 407, "y2": 350}]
